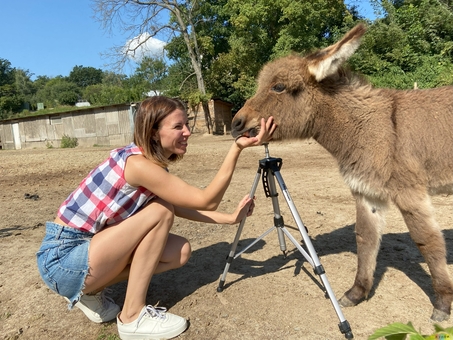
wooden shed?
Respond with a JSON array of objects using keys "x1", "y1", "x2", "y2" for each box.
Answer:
[
  {"x1": 187, "y1": 98, "x2": 234, "y2": 135},
  {"x1": 0, "y1": 98, "x2": 233, "y2": 150},
  {"x1": 0, "y1": 104, "x2": 134, "y2": 150}
]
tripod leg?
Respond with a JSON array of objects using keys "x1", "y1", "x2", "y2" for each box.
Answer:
[
  {"x1": 265, "y1": 169, "x2": 287, "y2": 256},
  {"x1": 273, "y1": 169, "x2": 354, "y2": 339},
  {"x1": 217, "y1": 167, "x2": 262, "y2": 292}
]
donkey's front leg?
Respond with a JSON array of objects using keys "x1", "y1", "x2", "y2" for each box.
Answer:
[
  {"x1": 396, "y1": 192, "x2": 453, "y2": 322},
  {"x1": 339, "y1": 194, "x2": 387, "y2": 307}
]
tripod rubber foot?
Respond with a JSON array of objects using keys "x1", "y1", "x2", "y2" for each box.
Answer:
[
  {"x1": 217, "y1": 280, "x2": 225, "y2": 292},
  {"x1": 339, "y1": 320, "x2": 353, "y2": 339},
  {"x1": 345, "y1": 332, "x2": 354, "y2": 339}
]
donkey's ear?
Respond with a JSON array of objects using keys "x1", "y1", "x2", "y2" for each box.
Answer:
[{"x1": 308, "y1": 24, "x2": 366, "y2": 82}]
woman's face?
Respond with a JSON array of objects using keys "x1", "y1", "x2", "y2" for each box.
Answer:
[{"x1": 156, "y1": 109, "x2": 191, "y2": 159}]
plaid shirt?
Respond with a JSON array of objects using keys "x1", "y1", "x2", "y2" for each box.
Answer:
[{"x1": 58, "y1": 143, "x2": 156, "y2": 233}]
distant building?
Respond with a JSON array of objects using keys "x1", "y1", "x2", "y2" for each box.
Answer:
[{"x1": 0, "y1": 99, "x2": 233, "y2": 150}]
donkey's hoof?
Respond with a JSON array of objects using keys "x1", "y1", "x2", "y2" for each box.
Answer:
[
  {"x1": 339, "y1": 295, "x2": 357, "y2": 307},
  {"x1": 431, "y1": 309, "x2": 450, "y2": 322}
]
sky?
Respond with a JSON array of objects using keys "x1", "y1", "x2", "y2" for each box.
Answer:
[{"x1": 0, "y1": 0, "x2": 378, "y2": 80}]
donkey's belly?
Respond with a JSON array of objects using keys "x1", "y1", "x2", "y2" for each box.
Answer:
[{"x1": 342, "y1": 172, "x2": 387, "y2": 200}]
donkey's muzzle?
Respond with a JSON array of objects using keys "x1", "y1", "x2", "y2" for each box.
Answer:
[{"x1": 231, "y1": 116, "x2": 245, "y2": 138}]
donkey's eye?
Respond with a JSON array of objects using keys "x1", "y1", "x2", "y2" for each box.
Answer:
[{"x1": 271, "y1": 83, "x2": 286, "y2": 93}]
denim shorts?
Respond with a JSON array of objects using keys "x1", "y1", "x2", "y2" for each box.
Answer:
[{"x1": 36, "y1": 222, "x2": 94, "y2": 309}]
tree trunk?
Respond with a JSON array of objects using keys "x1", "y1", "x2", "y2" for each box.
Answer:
[{"x1": 202, "y1": 101, "x2": 212, "y2": 134}]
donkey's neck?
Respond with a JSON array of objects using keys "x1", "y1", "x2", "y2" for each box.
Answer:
[
  {"x1": 311, "y1": 89, "x2": 391, "y2": 157},
  {"x1": 307, "y1": 89, "x2": 395, "y2": 198}
]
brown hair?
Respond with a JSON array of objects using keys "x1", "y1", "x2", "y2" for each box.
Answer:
[{"x1": 133, "y1": 96, "x2": 187, "y2": 168}]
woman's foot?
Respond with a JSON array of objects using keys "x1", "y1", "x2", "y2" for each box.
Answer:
[
  {"x1": 117, "y1": 305, "x2": 188, "y2": 339},
  {"x1": 65, "y1": 289, "x2": 120, "y2": 323}
]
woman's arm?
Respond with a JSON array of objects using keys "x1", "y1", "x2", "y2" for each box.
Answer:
[
  {"x1": 125, "y1": 117, "x2": 275, "y2": 211},
  {"x1": 174, "y1": 194, "x2": 255, "y2": 225}
]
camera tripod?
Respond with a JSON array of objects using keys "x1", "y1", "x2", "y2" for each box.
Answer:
[{"x1": 217, "y1": 144, "x2": 354, "y2": 339}]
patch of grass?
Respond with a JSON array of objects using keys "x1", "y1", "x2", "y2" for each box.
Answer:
[
  {"x1": 97, "y1": 325, "x2": 120, "y2": 340},
  {"x1": 61, "y1": 134, "x2": 78, "y2": 148},
  {"x1": 1, "y1": 311, "x2": 12, "y2": 320}
]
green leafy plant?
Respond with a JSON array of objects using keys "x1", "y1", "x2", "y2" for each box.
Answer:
[
  {"x1": 369, "y1": 322, "x2": 453, "y2": 339},
  {"x1": 60, "y1": 134, "x2": 78, "y2": 148}
]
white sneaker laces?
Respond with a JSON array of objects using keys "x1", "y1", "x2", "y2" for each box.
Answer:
[{"x1": 137, "y1": 305, "x2": 167, "y2": 324}]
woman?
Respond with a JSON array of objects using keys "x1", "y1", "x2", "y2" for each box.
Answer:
[{"x1": 36, "y1": 96, "x2": 276, "y2": 340}]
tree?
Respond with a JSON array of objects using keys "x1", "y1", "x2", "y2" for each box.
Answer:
[
  {"x1": 0, "y1": 84, "x2": 22, "y2": 119},
  {"x1": 0, "y1": 59, "x2": 22, "y2": 118},
  {"x1": 93, "y1": 0, "x2": 215, "y2": 133},
  {"x1": 350, "y1": 0, "x2": 453, "y2": 89},
  {"x1": 14, "y1": 68, "x2": 35, "y2": 109},
  {"x1": 0, "y1": 58, "x2": 15, "y2": 87},
  {"x1": 68, "y1": 65, "x2": 104, "y2": 88},
  {"x1": 83, "y1": 83, "x2": 133, "y2": 105},
  {"x1": 129, "y1": 56, "x2": 167, "y2": 96},
  {"x1": 204, "y1": 0, "x2": 351, "y2": 110},
  {"x1": 35, "y1": 77, "x2": 81, "y2": 107}
]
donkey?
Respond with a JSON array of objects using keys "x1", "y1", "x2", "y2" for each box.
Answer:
[{"x1": 231, "y1": 24, "x2": 453, "y2": 321}]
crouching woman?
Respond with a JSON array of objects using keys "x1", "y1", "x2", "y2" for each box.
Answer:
[{"x1": 36, "y1": 96, "x2": 275, "y2": 339}]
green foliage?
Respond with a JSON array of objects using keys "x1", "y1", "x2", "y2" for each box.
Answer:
[
  {"x1": 369, "y1": 322, "x2": 453, "y2": 339},
  {"x1": 201, "y1": 0, "x2": 354, "y2": 109},
  {"x1": 69, "y1": 65, "x2": 103, "y2": 88},
  {"x1": 184, "y1": 90, "x2": 212, "y2": 108},
  {"x1": 0, "y1": 59, "x2": 22, "y2": 118},
  {"x1": 2, "y1": 0, "x2": 453, "y2": 119},
  {"x1": 130, "y1": 56, "x2": 167, "y2": 95},
  {"x1": 60, "y1": 134, "x2": 78, "y2": 148},
  {"x1": 0, "y1": 83, "x2": 22, "y2": 119},
  {"x1": 35, "y1": 77, "x2": 81, "y2": 108},
  {"x1": 0, "y1": 58, "x2": 15, "y2": 87},
  {"x1": 83, "y1": 84, "x2": 133, "y2": 105},
  {"x1": 350, "y1": 0, "x2": 453, "y2": 90}
]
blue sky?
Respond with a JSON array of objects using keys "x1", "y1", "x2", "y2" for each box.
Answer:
[{"x1": 0, "y1": 0, "x2": 377, "y2": 80}]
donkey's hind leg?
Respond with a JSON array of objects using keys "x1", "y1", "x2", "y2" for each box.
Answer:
[
  {"x1": 395, "y1": 190, "x2": 453, "y2": 321},
  {"x1": 395, "y1": 190, "x2": 453, "y2": 322},
  {"x1": 339, "y1": 194, "x2": 387, "y2": 307}
]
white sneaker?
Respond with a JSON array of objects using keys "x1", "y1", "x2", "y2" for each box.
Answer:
[
  {"x1": 65, "y1": 289, "x2": 120, "y2": 323},
  {"x1": 117, "y1": 305, "x2": 188, "y2": 340}
]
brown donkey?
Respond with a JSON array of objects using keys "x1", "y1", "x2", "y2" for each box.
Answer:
[{"x1": 231, "y1": 24, "x2": 453, "y2": 321}]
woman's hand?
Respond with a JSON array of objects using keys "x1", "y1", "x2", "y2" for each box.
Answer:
[
  {"x1": 235, "y1": 116, "x2": 277, "y2": 149},
  {"x1": 229, "y1": 194, "x2": 256, "y2": 224}
]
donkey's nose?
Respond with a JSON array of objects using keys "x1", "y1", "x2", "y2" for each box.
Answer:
[{"x1": 231, "y1": 116, "x2": 245, "y2": 138}]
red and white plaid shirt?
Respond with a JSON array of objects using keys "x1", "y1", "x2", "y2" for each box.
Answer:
[{"x1": 58, "y1": 143, "x2": 156, "y2": 233}]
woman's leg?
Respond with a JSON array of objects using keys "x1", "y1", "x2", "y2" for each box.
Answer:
[
  {"x1": 84, "y1": 197, "x2": 188, "y2": 323},
  {"x1": 104, "y1": 233, "x2": 192, "y2": 286}
]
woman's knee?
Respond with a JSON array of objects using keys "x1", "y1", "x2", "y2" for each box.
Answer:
[
  {"x1": 180, "y1": 240, "x2": 192, "y2": 266},
  {"x1": 163, "y1": 234, "x2": 192, "y2": 269},
  {"x1": 143, "y1": 198, "x2": 175, "y2": 230}
]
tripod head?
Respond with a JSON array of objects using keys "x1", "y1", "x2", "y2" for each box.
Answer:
[
  {"x1": 262, "y1": 143, "x2": 270, "y2": 158},
  {"x1": 258, "y1": 144, "x2": 282, "y2": 198}
]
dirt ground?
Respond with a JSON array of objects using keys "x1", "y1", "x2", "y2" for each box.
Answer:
[{"x1": 1, "y1": 134, "x2": 453, "y2": 340}]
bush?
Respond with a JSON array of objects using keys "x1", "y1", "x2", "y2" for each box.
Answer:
[{"x1": 61, "y1": 134, "x2": 78, "y2": 148}]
